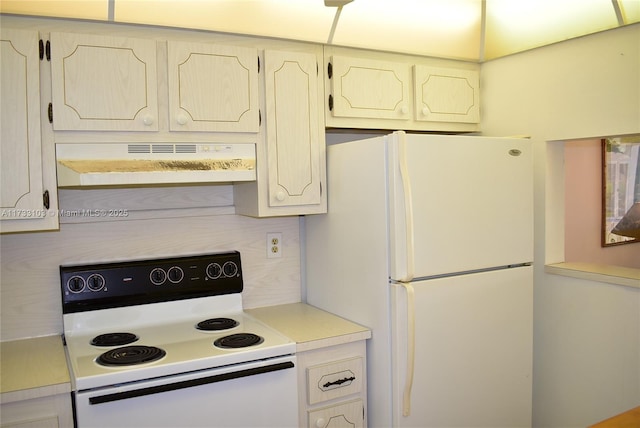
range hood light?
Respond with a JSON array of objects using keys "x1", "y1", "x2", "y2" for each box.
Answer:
[{"x1": 55, "y1": 143, "x2": 256, "y2": 187}]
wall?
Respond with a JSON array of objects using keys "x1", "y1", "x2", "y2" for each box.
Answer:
[
  {"x1": 481, "y1": 24, "x2": 640, "y2": 427},
  {"x1": 565, "y1": 138, "x2": 640, "y2": 267},
  {"x1": 0, "y1": 185, "x2": 301, "y2": 341}
]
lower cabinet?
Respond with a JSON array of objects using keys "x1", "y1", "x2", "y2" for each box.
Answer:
[
  {"x1": 0, "y1": 393, "x2": 73, "y2": 428},
  {"x1": 298, "y1": 341, "x2": 367, "y2": 428},
  {"x1": 309, "y1": 400, "x2": 364, "y2": 428}
]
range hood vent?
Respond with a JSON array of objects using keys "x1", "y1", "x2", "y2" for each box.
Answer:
[
  {"x1": 125, "y1": 144, "x2": 200, "y2": 154},
  {"x1": 56, "y1": 143, "x2": 256, "y2": 187}
]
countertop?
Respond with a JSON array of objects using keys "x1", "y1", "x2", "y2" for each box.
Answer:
[
  {"x1": 247, "y1": 303, "x2": 372, "y2": 352},
  {"x1": 0, "y1": 335, "x2": 71, "y2": 403},
  {"x1": 1, "y1": 303, "x2": 370, "y2": 401},
  {"x1": 545, "y1": 262, "x2": 640, "y2": 288},
  {"x1": 589, "y1": 405, "x2": 640, "y2": 427}
]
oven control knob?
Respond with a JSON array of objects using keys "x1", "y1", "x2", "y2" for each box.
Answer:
[
  {"x1": 87, "y1": 273, "x2": 105, "y2": 291},
  {"x1": 167, "y1": 266, "x2": 184, "y2": 283},
  {"x1": 206, "y1": 263, "x2": 222, "y2": 279},
  {"x1": 67, "y1": 275, "x2": 85, "y2": 293},
  {"x1": 150, "y1": 268, "x2": 167, "y2": 285},
  {"x1": 222, "y1": 261, "x2": 238, "y2": 278}
]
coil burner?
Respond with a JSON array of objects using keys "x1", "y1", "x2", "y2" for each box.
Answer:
[
  {"x1": 214, "y1": 333, "x2": 264, "y2": 349},
  {"x1": 96, "y1": 346, "x2": 166, "y2": 366}
]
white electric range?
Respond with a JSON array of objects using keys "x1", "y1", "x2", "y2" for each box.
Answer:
[{"x1": 60, "y1": 251, "x2": 298, "y2": 428}]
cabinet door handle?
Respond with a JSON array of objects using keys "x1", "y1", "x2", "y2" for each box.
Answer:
[
  {"x1": 143, "y1": 114, "x2": 155, "y2": 126},
  {"x1": 175, "y1": 113, "x2": 188, "y2": 125},
  {"x1": 89, "y1": 361, "x2": 294, "y2": 405},
  {"x1": 322, "y1": 376, "x2": 355, "y2": 388}
]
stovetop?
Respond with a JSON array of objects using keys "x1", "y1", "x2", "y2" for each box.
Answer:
[
  {"x1": 60, "y1": 252, "x2": 295, "y2": 391},
  {"x1": 64, "y1": 304, "x2": 295, "y2": 391}
]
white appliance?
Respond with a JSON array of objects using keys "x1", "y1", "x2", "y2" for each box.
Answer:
[
  {"x1": 60, "y1": 251, "x2": 298, "y2": 428},
  {"x1": 305, "y1": 131, "x2": 533, "y2": 427}
]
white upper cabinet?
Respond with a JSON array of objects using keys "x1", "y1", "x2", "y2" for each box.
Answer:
[
  {"x1": 329, "y1": 55, "x2": 411, "y2": 121},
  {"x1": 324, "y1": 46, "x2": 480, "y2": 133},
  {"x1": 167, "y1": 41, "x2": 259, "y2": 132},
  {"x1": 50, "y1": 32, "x2": 159, "y2": 131},
  {"x1": 49, "y1": 33, "x2": 260, "y2": 135},
  {"x1": 234, "y1": 48, "x2": 326, "y2": 217},
  {"x1": 1, "y1": 29, "x2": 44, "y2": 220},
  {"x1": 1, "y1": 28, "x2": 58, "y2": 233},
  {"x1": 265, "y1": 49, "x2": 323, "y2": 208},
  {"x1": 414, "y1": 66, "x2": 479, "y2": 123}
]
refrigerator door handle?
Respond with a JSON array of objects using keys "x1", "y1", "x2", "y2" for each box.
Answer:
[
  {"x1": 398, "y1": 133, "x2": 416, "y2": 416},
  {"x1": 398, "y1": 133, "x2": 415, "y2": 282},
  {"x1": 399, "y1": 282, "x2": 416, "y2": 416}
]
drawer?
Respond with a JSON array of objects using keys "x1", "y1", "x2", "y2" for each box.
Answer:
[{"x1": 307, "y1": 357, "x2": 363, "y2": 405}]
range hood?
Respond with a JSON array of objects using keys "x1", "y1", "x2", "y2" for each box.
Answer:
[{"x1": 56, "y1": 143, "x2": 256, "y2": 187}]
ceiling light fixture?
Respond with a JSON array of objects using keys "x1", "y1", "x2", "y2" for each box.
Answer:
[
  {"x1": 611, "y1": 0, "x2": 627, "y2": 25},
  {"x1": 325, "y1": 0, "x2": 354, "y2": 44},
  {"x1": 324, "y1": 0, "x2": 354, "y2": 6}
]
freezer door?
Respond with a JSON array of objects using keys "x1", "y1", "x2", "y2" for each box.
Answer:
[
  {"x1": 388, "y1": 132, "x2": 533, "y2": 280},
  {"x1": 390, "y1": 267, "x2": 533, "y2": 427}
]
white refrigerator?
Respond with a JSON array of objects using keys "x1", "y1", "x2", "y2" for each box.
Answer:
[{"x1": 305, "y1": 131, "x2": 533, "y2": 427}]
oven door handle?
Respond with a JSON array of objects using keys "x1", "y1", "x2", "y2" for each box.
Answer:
[{"x1": 89, "y1": 361, "x2": 295, "y2": 405}]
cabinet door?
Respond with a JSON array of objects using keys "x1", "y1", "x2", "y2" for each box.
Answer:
[
  {"x1": 414, "y1": 65, "x2": 479, "y2": 123},
  {"x1": 50, "y1": 32, "x2": 158, "y2": 131},
  {"x1": 329, "y1": 55, "x2": 411, "y2": 121},
  {"x1": 308, "y1": 400, "x2": 364, "y2": 428},
  {"x1": 264, "y1": 50, "x2": 323, "y2": 208},
  {"x1": 167, "y1": 41, "x2": 259, "y2": 132},
  {"x1": 0, "y1": 29, "x2": 45, "y2": 223}
]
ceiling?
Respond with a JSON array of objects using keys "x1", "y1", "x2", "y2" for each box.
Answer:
[{"x1": 3, "y1": 0, "x2": 640, "y2": 61}]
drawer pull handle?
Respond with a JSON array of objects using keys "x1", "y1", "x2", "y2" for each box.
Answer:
[{"x1": 322, "y1": 376, "x2": 355, "y2": 389}]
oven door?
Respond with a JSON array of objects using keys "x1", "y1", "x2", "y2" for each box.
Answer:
[{"x1": 74, "y1": 355, "x2": 298, "y2": 428}]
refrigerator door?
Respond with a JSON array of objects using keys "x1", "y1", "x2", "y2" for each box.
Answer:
[
  {"x1": 388, "y1": 131, "x2": 534, "y2": 281},
  {"x1": 391, "y1": 266, "x2": 533, "y2": 427}
]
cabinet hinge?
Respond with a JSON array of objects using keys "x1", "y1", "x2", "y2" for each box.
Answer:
[
  {"x1": 327, "y1": 62, "x2": 332, "y2": 79},
  {"x1": 39, "y1": 40, "x2": 50, "y2": 61},
  {"x1": 48, "y1": 103, "x2": 53, "y2": 123},
  {"x1": 43, "y1": 190, "x2": 50, "y2": 210},
  {"x1": 328, "y1": 95, "x2": 333, "y2": 111}
]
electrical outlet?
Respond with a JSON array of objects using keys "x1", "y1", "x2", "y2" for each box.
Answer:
[{"x1": 266, "y1": 232, "x2": 282, "y2": 258}]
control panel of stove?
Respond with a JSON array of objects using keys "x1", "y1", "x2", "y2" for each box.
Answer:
[{"x1": 60, "y1": 251, "x2": 243, "y2": 313}]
